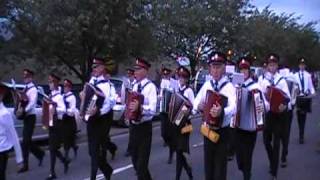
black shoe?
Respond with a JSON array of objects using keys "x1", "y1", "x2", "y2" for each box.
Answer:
[
  {"x1": 281, "y1": 160, "x2": 287, "y2": 168},
  {"x1": 106, "y1": 169, "x2": 113, "y2": 180},
  {"x1": 227, "y1": 155, "x2": 234, "y2": 161},
  {"x1": 299, "y1": 138, "x2": 304, "y2": 144},
  {"x1": 64, "y1": 159, "x2": 70, "y2": 174},
  {"x1": 17, "y1": 165, "x2": 29, "y2": 173},
  {"x1": 39, "y1": 152, "x2": 45, "y2": 166},
  {"x1": 45, "y1": 174, "x2": 57, "y2": 180},
  {"x1": 125, "y1": 151, "x2": 131, "y2": 157},
  {"x1": 167, "y1": 155, "x2": 173, "y2": 164},
  {"x1": 73, "y1": 146, "x2": 78, "y2": 158}
]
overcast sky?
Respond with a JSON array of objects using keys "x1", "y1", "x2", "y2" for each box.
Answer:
[{"x1": 251, "y1": 0, "x2": 320, "y2": 31}]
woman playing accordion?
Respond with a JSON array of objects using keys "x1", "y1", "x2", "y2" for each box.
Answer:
[
  {"x1": 170, "y1": 66, "x2": 194, "y2": 180},
  {"x1": 232, "y1": 57, "x2": 269, "y2": 180}
]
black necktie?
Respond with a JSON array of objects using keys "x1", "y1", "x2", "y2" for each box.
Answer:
[
  {"x1": 137, "y1": 83, "x2": 142, "y2": 93},
  {"x1": 300, "y1": 72, "x2": 305, "y2": 93},
  {"x1": 214, "y1": 81, "x2": 219, "y2": 91}
]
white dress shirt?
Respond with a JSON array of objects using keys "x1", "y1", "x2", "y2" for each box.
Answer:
[
  {"x1": 177, "y1": 84, "x2": 195, "y2": 106},
  {"x1": 259, "y1": 72, "x2": 291, "y2": 109},
  {"x1": 90, "y1": 75, "x2": 114, "y2": 115},
  {"x1": 294, "y1": 70, "x2": 315, "y2": 96},
  {"x1": 0, "y1": 102, "x2": 23, "y2": 163},
  {"x1": 50, "y1": 89, "x2": 66, "y2": 120},
  {"x1": 132, "y1": 78, "x2": 158, "y2": 123},
  {"x1": 24, "y1": 82, "x2": 37, "y2": 115},
  {"x1": 63, "y1": 92, "x2": 77, "y2": 117},
  {"x1": 193, "y1": 76, "x2": 237, "y2": 128}
]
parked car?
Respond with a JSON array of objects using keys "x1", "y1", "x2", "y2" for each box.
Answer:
[{"x1": 1, "y1": 82, "x2": 48, "y2": 141}]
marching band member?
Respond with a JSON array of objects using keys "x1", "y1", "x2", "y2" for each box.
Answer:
[
  {"x1": 62, "y1": 79, "x2": 78, "y2": 160},
  {"x1": 294, "y1": 58, "x2": 315, "y2": 144},
  {"x1": 260, "y1": 54, "x2": 290, "y2": 180},
  {"x1": 173, "y1": 66, "x2": 194, "y2": 180},
  {"x1": 258, "y1": 62, "x2": 267, "y2": 88},
  {"x1": 159, "y1": 67, "x2": 175, "y2": 164},
  {"x1": 86, "y1": 57, "x2": 114, "y2": 180},
  {"x1": 128, "y1": 58, "x2": 157, "y2": 180},
  {"x1": 193, "y1": 52, "x2": 236, "y2": 180},
  {"x1": 18, "y1": 69, "x2": 45, "y2": 173},
  {"x1": 235, "y1": 57, "x2": 269, "y2": 180},
  {"x1": 46, "y1": 74, "x2": 69, "y2": 180},
  {"x1": 0, "y1": 83, "x2": 23, "y2": 180}
]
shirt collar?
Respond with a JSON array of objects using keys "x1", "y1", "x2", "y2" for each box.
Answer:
[
  {"x1": 51, "y1": 89, "x2": 60, "y2": 96},
  {"x1": 243, "y1": 78, "x2": 253, "y2": 86},
  {"x1": 64, "y1": 91, "x2": 72, "y2": 96},
  {"x1": 26, "y1": 82, "x2": 34, "y2": 88},
  {"x1": 138, "y1": 78, "x2": 149, "y2": 86},
  {"x1": 212, "y1": 75, "x2": 228, "y2": 85}
]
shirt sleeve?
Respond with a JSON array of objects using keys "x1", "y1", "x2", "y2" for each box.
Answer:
[
  {"x1": 307, "y1": 74, "x2": 316, "y2": 95},
  {"x1": 66, "y1": 96, "x2": 77, "y2": 114},
  {"x1": 25, "y1": 87, "x2": 38, "y2": 113},
  {"x1": 142, "y1": 84, "x2": 158, "y2": 116},
  {"x1": 5, "y1": 113, "x2": 23, "y2": 164},
  {"x1": 223, "y1": 83, "x2": 236, "y2": 116},
  {"x1": 110, "y1": 84, "x2": 117, "y2": 107},
  {"x1": 193, "y1": 82, "x2": 208, "y2": 112}
]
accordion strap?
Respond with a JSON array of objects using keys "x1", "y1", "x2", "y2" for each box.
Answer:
[{"x1": 274, "y1": 77, "x2": 284, "y2": 86}]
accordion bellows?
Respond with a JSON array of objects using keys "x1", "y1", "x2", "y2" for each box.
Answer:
[{"x1": 267, "y1": 86, "x2": 290, "y2": 113}]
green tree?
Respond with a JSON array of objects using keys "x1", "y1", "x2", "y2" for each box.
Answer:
[{"x1": 6, "y1": 0, "x2": 157, "y2": 82}]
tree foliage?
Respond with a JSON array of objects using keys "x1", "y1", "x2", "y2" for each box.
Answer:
[{"x1": 1, "y1": 0, "x2": 319, "y2": 81}]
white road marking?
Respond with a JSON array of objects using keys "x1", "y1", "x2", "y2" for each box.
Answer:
[
  {"x1": 84, "y1": 164, "x2": 133, "y2": 180},
  {"x1": 192, "y1": 142, "x2": 203, "y2": 148}
]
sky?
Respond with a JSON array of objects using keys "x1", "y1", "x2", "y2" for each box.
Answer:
[{"x1": 251, "y1": 0, "x2": 320, "y2": 31}]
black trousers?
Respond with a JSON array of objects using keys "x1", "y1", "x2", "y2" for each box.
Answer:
[
  {"x1": 159, "y1": 113, "x2": 174, "y2": 160},
  {"x1": 204, "y1": 127, "x2": 229, "y2": 180},
  {"x1": 87, "y1": 113, "x2": 113, "y2": 180},
  {"x1": 0, "y1": 150, "x2": 10, "y2": 180},
  {"x1": 227, "y1": 127, "x2": 236, "y2": 158},
  {"x1": 281, "y1": 110, "x2": 292, "y2": 161},
  {"x1": 104, "y1": 111, "x2": 117, "y2": 156},
  {"x1": 130, "y1": 121, "x2": 152, "y2": 180},
  {"x1": 263, "y1": 112, "x2": 286, "y2": 177},
  {"x1": 62, "y1": 115, "x2": 77, "y2": 159},
  {"x1": 176, "y1": 150, "x2": 192, "y2": 180},
  {"x1": 22, "y1": 114, "x2": 44, "y2": 167},
  {"x1": 49, "y1": 121, "x2": 67, "y2": 175},
  {"x1": 296, "y1": 110, "x2": 307, "y2": 140},
  {"x1": 235, "y1": 129, "x2": 257, "y2": 180}
]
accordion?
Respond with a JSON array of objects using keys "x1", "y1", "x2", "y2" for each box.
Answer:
[
  {"x1": 234, "y1": 87, "x2": 264, "y2": 131},
  {"x1": 80, "y1": 83, "x2": 105, "y2": 121},
  {"x1": 168, "y1": 92, "x2": 191, "y2": 127},
  {"x1": 12, "y1": 90, "x2": 29, "y2": 120},
  {"x1": 160, "y1": 89, "x2": 173, "y2": 113},
  {"x1": 42, "y1": 98, "x2": 57, "y2": 128},
  {"x1": 267, "y1": 86, "x2": 290, "y2": 113},
  {"x1": 203, "y1": 90, "x2": 228, "y2": 129},
  {"x1": 296, "y1": 96, "x2": 312, "y2": 113},
  {"x1": 124, "y1": 91, "x2": 144, "y2": 123}
]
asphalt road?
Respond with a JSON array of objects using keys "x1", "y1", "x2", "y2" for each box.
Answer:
[{"x1": 5, "y1": 95, "x2": 320, "y2": 180}]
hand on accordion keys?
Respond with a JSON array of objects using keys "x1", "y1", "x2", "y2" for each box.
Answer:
[
  {"x1": 278, "y1": 103, "x2": 287, "y2": 113},
  {"x1": 209, "y1": 103, "x2": 222, "y2": 118}
]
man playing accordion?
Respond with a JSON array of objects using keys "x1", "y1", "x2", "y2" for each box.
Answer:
[
  {"x1": 293, "y1": 58, "x2": 315, "y2": 144},
  {"x1": 18, "y1": 69, "x2": 45, "y2": 173},
  {"x1": 127, "y1": 58, "x2": 157, "y2": 180},
  {"x1": 259, "y1": 54, "x2": 291, "y2": 180},
  {"x1": 82, "y1": 57, "x2": 114, "y2": 180},
  {"x1": 193, "y1": 52, "x2": 236, "y2": 180},
  {"x1": 233, "y1": 57, "x2": 269, "y2": 180}
]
